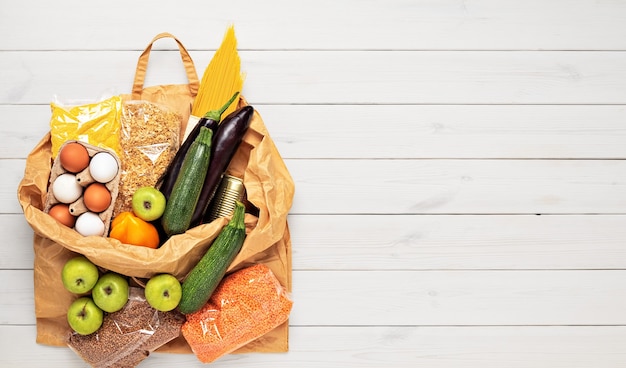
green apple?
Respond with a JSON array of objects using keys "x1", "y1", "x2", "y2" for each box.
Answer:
[
  {"x1": 145, "y1": 273, "x2": 182, "y2": 312},
  {"x1": 92, "y1": 272, "x2": 129, "y2": 313},
  {"x1": 67, "y1": 297, "x2": 103, "y2": 335},
  {"x1": 132, "y1": 186, "x2": 166, "y2": 221},
  {"x1": 61, "y1": 256, "x2": 99, "y2": 294}
]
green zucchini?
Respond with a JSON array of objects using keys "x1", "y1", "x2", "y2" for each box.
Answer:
[
  {"x1": 178, "y1": 201, "x2": 246, "y2": 314},
  {"x1": 161, "y1": 126, "x2": 213, "y2": 237}
]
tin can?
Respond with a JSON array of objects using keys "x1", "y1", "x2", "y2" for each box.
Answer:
[{"x1": 207, "y1": 175, "x2": 245, "y2": 222}]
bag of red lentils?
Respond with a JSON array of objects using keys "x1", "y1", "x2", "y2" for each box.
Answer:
[{"x1": 182, "y1": 264, "x2": 293, "y2": 363}]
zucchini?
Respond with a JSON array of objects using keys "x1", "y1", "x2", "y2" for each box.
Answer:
[
  {"x1": 161, "y1": 126, "x2": 213, "y2": 237},
  {"x1": 178, "y1": 201, "x2": 246, "y2": 314}
]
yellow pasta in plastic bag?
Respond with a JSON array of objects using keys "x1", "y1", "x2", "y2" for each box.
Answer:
[{"x1": 49, "y1": 95, "x2": 123, "y2": 158}]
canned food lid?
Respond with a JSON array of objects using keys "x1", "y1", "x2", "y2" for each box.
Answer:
[{"x1": 222, "y1": 175, "x2": 244, "y2": 191}]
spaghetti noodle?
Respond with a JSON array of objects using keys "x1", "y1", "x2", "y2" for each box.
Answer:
[{"x1": 192, "y1": 25, "x2": 245, "y2": 119}]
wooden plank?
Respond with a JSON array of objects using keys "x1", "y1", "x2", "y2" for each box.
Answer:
[
  {"x1": 4, "y1": 270, "x2": 626, "y2": 326},
  {"x1": 2, "y1": 0, "x2": 626, "y2": 51},
  {"x1": 289, "y1": 270, "x2": 626, "y2": 326},
  {"x1": 3, "y1": 159, "x2": 29, "y2": 214},
  {"x1": 263, "y1": 104, "x2": 626, "y2": 160},
  {"x1": 3, "y1": 51, "x2": 626, "y2": 105},
  {"x1": 287, "y1": 159, "x2": 626, "y2": 215},
  {"x1": 0, "y1": 270, "x2": 34, "y2": 325},
  {"x1": 6, "y1": 213, "x2": 626, "y2": 271},
  {"x1": 4, "y1": 1, "x2": 626, "y2": 368},
  {"x1": 0, "y1": 215, "x2": 34, "y2": 270},
  {"x1": 0, "y1": 105, "x2": 50, "y2": 159},
  {"x1": 6, "y1": 158, "x2": 626, "y2": 214},
  {"x1": 2, "y1": 325, "x2": 626, "y2": 367},
  {"x1": 287, "y1": 214, "x2": 626, "y2": 270},
  {"x1": 6, "y1": 104, "x2": 626, "y2": 160}
]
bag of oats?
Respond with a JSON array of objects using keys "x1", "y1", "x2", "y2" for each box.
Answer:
[{"x1": 113, "y1": 100, "x2": 181, "y2": 216}]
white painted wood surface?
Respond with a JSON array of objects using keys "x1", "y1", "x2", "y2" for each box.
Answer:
[{"x1": 2, "y1": 0, "x2": 626, "y2": 366}]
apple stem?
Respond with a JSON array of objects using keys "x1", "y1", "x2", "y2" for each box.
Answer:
[
  {"x1": 143, "y1": 201, "x2": 152, "y2": 210},
  {"x1": 79, "y1": 302, "x2": 88, "y2": 318}
]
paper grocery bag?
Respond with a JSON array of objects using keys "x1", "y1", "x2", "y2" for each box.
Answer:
[{"x1": 17, "y1": 97, "x2": 295, "y2": 354}]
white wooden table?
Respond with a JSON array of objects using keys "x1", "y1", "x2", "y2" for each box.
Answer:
[{"x1": 2, "y1": 1, "x2": 626, "y2": 366}]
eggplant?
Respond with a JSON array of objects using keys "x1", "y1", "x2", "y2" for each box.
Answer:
[
  {"x1": 190, "y1": 105, "x2": 254, "y2": 226},
  {"x1": 158, "y1": 92, "x2": 239, "y2": 198}
]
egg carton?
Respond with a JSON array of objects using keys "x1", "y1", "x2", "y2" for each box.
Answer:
[{"x1": 44, "y1": 140, "x2": 122, "y2": 236}]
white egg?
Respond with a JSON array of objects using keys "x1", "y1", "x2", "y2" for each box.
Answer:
[
  {"x1": 74, "y1": 212, "x2": 105, "y2": 236},
  {"x1": 52, "y1": 173, "x2": 83, "y2": 203},
  {"x1": 89, "y1": 152, "x2": 119, "y2": 183}
]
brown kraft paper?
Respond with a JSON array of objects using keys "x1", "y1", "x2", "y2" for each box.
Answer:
[{"x1": 18, "y1": 98, "x2": 295, "y2": 354}]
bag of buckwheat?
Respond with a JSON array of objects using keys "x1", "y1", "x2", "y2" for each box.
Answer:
[{"x1": 67, "y1": 287, "x2": 184, "y2": 368}]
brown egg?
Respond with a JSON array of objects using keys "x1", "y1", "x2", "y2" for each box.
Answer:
[
  {"x1": 83, "y1": 183, "x2": 112, "y2": 213},
  {"x1": 48, "y1": 203, "x2": 76, "y2": 228},
  {"x1": 59, "y1": 142, "x2": 90, "y2": 173}
]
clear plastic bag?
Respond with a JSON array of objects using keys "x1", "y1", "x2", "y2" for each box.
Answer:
[
  {"x1": 67, "y1": 287, "x2": 184, "y2": 368},
  {"x1": 49, "y1": 95, "x2": 123, "y2": 158},
  {"x1": 182, "y1": 264, "x2": 294, "y2": 363},
  {"x1": 114, "y1": 100, "x2": 181, "y2": 216}
]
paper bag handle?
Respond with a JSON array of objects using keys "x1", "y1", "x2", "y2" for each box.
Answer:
[{"x1": 132, "y1": 32, "x2": 200, "y2": 99}]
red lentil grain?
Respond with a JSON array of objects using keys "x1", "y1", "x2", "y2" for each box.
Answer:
[{"x1": 182, "y1": 264, "x2": 293, "y2": 363}]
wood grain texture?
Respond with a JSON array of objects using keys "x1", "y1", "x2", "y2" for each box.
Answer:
[
  {"x1": 7, "y1": 159, "x2": 626, "y2": 214},
  {"x1": 2, "y1": 326, "x2": 626, "y2": 367},
  {"x1": 2, "y1": 0, "x2": 626, "y2": 366},
  {"x1": 4, "y1": 104, "x2": 626, "y2": 160},
  {"x1": 287, "y1": 159, "x2": 626, "y2": 214},
  {"x1": 6, "y1": 214, "x2": 626, "y2": 271},
  {"x1": 3, "y1": 269, "x2": 626, "y2": 326},
  {"x1": 3, "y1": 51, "x2": 626, "y2": 104},
  {"x1": 287, "y1": 214, "x2": 626, "y2": 270},
  {"x1": 1, "y1": 0, "x2": 626, "y2": 51}
]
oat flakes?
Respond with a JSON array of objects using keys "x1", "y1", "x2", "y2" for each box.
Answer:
[{"x1": 114, "y1": 101, "x2": 181, "y2": 216}]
